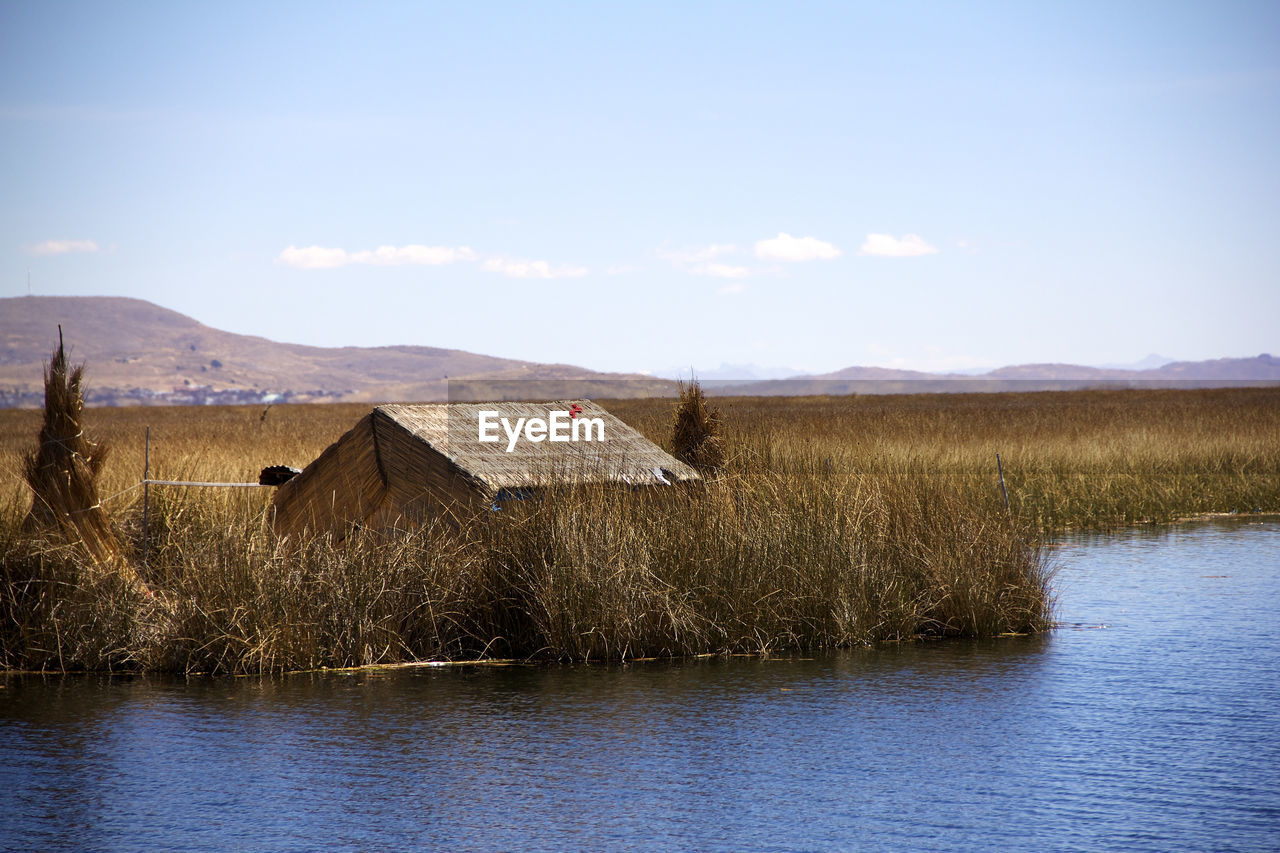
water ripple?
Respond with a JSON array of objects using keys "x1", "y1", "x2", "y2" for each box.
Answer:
[{"x1": 3, "y1": 520, "x2": 1278, "y2": 852}]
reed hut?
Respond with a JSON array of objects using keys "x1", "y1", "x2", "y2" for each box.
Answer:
[{"x1": 271, "y1": 401, "x2": 699, "y2": 540}]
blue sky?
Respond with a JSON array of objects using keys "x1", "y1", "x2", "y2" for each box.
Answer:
[{"x1": 2, "y1": 1, "x2": 1277, "y2": 374}]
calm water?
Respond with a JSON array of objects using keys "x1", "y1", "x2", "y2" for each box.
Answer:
[{"x1": 3, "y1": 520, "x2": 1278, "y2": 852}]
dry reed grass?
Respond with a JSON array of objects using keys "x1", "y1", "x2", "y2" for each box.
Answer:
[
  {"x1": 0, "y1": 461, "x2": 1050, "y2": 673},
  {"x1": 17, "y1": 338, "x2": 156, "y2": 601},
  {"x1": 611, "y1": 387, "x2": 1280, "y2": 529},
  {"x1": 21, "y1": 338, "x2": 121, "y2": 564},
  {"x1": 2, "y1": 386, "x2": 1275, "y2": 673},
  {"x1": 670, "y1": 380, "x2": 725, "y2": 473}
]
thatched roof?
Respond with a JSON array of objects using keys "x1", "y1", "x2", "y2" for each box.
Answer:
[
  {"x1": 376, "y1": 401, "x2": 698, "y2": 490},
  {"x1": 271, "y1": 400, "x2": 698, "y2": 539}
]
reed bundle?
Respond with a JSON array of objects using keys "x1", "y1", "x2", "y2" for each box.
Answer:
[{"x1": 670, "y1": 380, "x2": 725, "y2": 473}]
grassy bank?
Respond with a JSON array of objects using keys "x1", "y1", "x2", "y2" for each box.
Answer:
[
  {"x1": 2, "y1": 388, "x2": 1276, "y2": 673},
  {"x1": 1, "y1": 466, "x2": 1048, "y2": 673}
]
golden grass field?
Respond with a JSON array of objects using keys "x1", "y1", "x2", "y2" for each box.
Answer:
[
  {"x1": 2, "y1": 387, "x2": 1276, "y2": 673},
  {"x1": 4, "y1": 387, "x2": 1277, "y2": 527}
]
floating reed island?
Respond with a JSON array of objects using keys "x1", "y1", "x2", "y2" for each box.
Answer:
[{"x1": 4, "y1": 369, "x2": 1277, "y2": 674}]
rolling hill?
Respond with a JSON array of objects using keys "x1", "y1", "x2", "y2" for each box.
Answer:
[
  {"x1": 718, "y1": 355, "x2": 1280, "y2": 396},
  {"x1": 0, "y1": 296, "x2": 670, "y2": 406},
  {"x1": 1, "y1": 295, "x2": 1275, "y2": 406}
]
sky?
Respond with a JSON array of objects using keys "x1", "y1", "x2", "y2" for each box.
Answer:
[{"x1": 2, "y1": 1, "x2": 1278, "y2": 375}]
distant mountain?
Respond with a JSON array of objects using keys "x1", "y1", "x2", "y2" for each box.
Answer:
[
  {"x1": 0, "y1": 296, "x2": 671, "y2": 406},
  {"x1": 982, "y1": 356, "x2": 1280, "y2": 382},
  {"x1": 653, "y1": 362, "x2": 804, "y2": 382},
  {"x1": 1097, "y1": 353, "x2": 1176, "y2": 371},
  {"x1": 1145, "y1": 354, "x2": 1280, "y2": 380},
  {"x1": 717, "y1": 355, "x2": 1280, "y2": 396},
  {"x1": 2, "y1": 296, "x2": 1274, "y2": 407}
]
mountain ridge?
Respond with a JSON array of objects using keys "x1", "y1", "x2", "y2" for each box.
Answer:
[
  {"x1": 1, "y1": 296, "x2": 1276, "y2": 406},
  {"x1": 0, "y1": 296, "x2": 668, "y2": 406}
]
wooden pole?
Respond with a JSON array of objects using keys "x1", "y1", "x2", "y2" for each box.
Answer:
[
  {"x1": 143, "y1": 426, "x2": 150, "y2": 566},
  {"x1": 996, "y1": 452, "x2": 1011, "y2": 518}
]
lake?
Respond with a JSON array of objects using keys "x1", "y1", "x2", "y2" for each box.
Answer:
[{"x1": 3, "y1": 520, "x2": 1278, "y2": 851}]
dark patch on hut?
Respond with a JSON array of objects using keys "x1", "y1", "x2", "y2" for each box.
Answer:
[{"x1": 258, "y1": 465, "x2": 302, "y2": 486}]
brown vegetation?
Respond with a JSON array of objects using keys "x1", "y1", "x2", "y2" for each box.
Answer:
[
  {"x1": 670, "y1": 380, "x2": 725, "y2": 473},
  {"x1": 2, "y1": 387, "x2": 1276, "y2": 674},
  {"x1": 18, "y1": 339, "x2": 154, "y2": 599}
]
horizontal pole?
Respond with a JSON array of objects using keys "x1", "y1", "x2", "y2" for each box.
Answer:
[{"x1": 143, "y1": 479, "x2": 268, "y2": 488}]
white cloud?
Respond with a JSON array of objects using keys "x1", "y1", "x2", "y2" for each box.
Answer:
[
  {"x1": 717, "y1": 281, "x2": 747, "y2": 296},
  {"x1": 754, "y1": 232, "x2": 841, "y2": 262},
  {"x1": 277, "y1": 243, "x2": 477, "y2": 270},
  {"x1": 29, "y1": 239, "x2": 99, "y2": 256},
  {"x1": 859, "y1": 233, "x2": 938, "y2": 257},
  {"x1": 657, "y1": 243, "x2": 738, "y2": 266},
  {"x1": 277, "y1": 245, "x2": 349, "y2": 269},
  {"x1": 699, "y1": 263, "x2": 750, "y2": 279},
  {"x1": 353, "y1": 245, "x2": 476, "y2": 266},
  {"x1": 277, "y1": 243, "x2": 593, "y2": 278},
  {"x1": 482, "y1": 258, "x2": 589, "y2": 279},
  {"x1": 658, "y1": 244, "x2": 754, "y2": 279}
]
